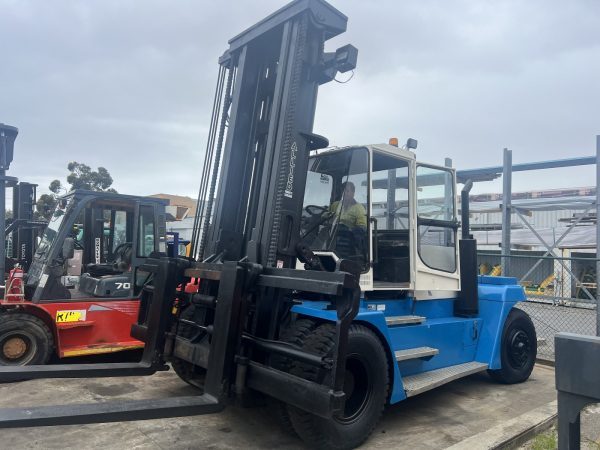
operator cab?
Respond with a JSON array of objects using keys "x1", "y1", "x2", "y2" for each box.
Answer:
[
  {"x1": 25, "y1": 190, "x2": 168, "y2": 302},
  {"x1": 299, "y1": 143, "x2": 459, "y2": 294}
]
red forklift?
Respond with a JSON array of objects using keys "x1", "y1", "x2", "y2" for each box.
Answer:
[{"x1": 0, "y1": 189, "x2": 169, "y2": 364}]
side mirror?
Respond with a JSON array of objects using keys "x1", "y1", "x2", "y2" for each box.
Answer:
[{"x1": 62, "y1": 237, "x2": 75, "y2": 260}]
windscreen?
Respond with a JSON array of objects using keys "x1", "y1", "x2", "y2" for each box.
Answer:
[
  {"x1": 36, "y1": 197, "x2": 75, "y2": 256},
  {"x1": 25, "y1": 196, "x2": 77, "y2": 288},
  {"x1": 300, "y1": 147, "x2": 369, "y2": 268},
  {"x1": 416, "y1": 165, "x2": 457, "y2": 272}
]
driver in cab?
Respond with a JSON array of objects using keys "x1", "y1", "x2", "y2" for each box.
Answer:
[{"x1": 329, "y1": 181, "x2": 367, "y2": 230}]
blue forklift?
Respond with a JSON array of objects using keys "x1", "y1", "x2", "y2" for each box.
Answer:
[{"x1": 0, "y1": 1, "x2": 536, "y2": 449}]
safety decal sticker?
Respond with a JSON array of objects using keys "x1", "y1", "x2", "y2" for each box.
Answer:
[{"x1": 56, "y1": 309, "x2": 87, "y2": 323}]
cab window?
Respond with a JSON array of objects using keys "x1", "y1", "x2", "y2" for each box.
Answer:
[
  {"x1": 416, "y1": 166, "x2": 456, "y2": 272},
  {"x1": 372, "y1": 152, "x2": 411, "y2": 285},
  {"x1": 138, "y1": 206, "x2": 155, "y2": 257}
]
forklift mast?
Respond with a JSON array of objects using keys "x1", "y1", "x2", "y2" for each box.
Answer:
[
  {"x1": 194, "y1": 0, "x2": 357, "y2": 269},
  {"x1": 5, "y1": 182, "x2": 45, "y2": 272},
  {"x1": 12, "y1": 182, "x2": 39, "y2": 266}
]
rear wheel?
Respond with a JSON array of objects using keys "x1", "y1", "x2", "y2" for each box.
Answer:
[
  {"x1": 288, "y1": 323, "x2": 389, "y2": 450},
  {"x1": 0, "y1": 313, "x2": 54, "y2": 366},
  {"x1": 488, "y1": 308, "x2": 537, "y2": 384}
]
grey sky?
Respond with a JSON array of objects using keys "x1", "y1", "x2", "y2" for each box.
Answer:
[{"x1": 1, "y1": 0, "x2": 599, "y2": 199}]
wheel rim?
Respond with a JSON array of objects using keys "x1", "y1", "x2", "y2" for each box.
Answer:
[
  {"x1": 0, "y1": 331, "x2": 37, "y2": 365},
  {"x1": 3, "y1": 337, "x2": 27, "y2": 359},
  {"x1": 508, "y1": 329, "x2": 531, "y2": 369},
  {"x1": 336, "y1": 354, "x2": 372, "y2": 424}
]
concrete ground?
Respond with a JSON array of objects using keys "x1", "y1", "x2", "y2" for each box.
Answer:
[{"x1": 0, "y1": 365, "x2": 557, "y2": 449}]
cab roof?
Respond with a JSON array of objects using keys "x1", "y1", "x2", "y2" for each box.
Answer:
[{"x1": 60, "y1": 190, "x2": 170, "y2": 206}]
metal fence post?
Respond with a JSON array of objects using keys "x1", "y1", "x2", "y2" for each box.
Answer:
[
  {"x1": 501, "y1": 148, "x2": 512, "y2": 277},
  {"x1": 596, "y1": 135, "x2": 599, "y2": 336}
]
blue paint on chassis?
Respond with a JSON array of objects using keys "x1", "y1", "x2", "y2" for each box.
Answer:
[{"x1": 291, "y1": 275, "x2": 526, "y2": 404}]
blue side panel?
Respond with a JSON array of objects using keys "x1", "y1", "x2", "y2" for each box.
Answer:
[
  {"x1": 292, "y1": 302, "x2": 408, "y2": 403},
  {"x1": 291, "y1": 277, "x2": 526, "y2": 404},
  {"x1": 476, "y1": 276, "x2": 526, "y2": 369},
  {"x1": 389, "y1": 317, "x2": 482, "y2": 377}
]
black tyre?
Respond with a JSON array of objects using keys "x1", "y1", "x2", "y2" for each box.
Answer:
[
  {"x1": 288, "y1": 323, "x2": 389, "y2": 450},
  {"x1": 271, "y1": 318, "x2": 318, "y2": 436},
  {"x1": 171, "y1": 358, "x2": 206, "y2": 390},
  {"x1": 488, "y1": 308, "x2": 537, "y2": 384},
  {"x1": 171, "y1": 305, "x2": 207, "y2": 390},
  {"x1": 0, "y1": 313, "x2": 54, "y2": 365}
]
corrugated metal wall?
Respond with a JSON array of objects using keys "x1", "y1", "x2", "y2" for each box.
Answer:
[{"x1": 470, "y1": 209, "x2": 577, "y2": 229}]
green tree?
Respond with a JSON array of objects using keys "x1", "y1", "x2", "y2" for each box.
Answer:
[
  {"x1": 35, "y1": 162, "x2": 117, "y2": 220},
  {"x1": 35, "y1": 194, "x2": 57, "y2": 221},
  {"x1": 48, "y1": 161, "x2": 118, "y2": 194}
]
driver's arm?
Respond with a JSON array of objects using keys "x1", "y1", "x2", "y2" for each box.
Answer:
[
  {"x1": 351, "y1": 203, "x2": 367, "y2": 229},
  {"x1": 329, "y1": 201, "x2": 339, "y2": 214}
]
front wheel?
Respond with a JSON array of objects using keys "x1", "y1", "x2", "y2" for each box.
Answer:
[
  {"x1": 171, "y1": 358, "x2": 206, "y2": 390},
  {"x1": 488, "y1": 308, "x2": 537, "y2": 384},
  {"x1": 287, "y1": 323, "x2": 389, "y2": 450},
  {"x1": 170, "y1": 304, "x2": 208, "y2": 390},
  {"x1": 0, "y1": 313, "x2": 54, "y2": 365}
]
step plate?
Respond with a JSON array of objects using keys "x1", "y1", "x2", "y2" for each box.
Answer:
[
  {"x1": 395, "y1": 346, "x2": 439, "y2": 362},
  {"x1": 403, "y1": 361, "x2": 489, "y2": 397},
  {"x1": 385, "y1": 315, "x2": 425, "y2": 326}
]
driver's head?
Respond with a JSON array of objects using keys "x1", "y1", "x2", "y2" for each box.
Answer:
[{"x1": 341, "y1": 181, "x2": 355, "y2": 202}]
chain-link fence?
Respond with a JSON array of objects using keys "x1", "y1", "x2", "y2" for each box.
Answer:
[{"x1": 478, "y1": 251, "x2": 598, "y2": 361}]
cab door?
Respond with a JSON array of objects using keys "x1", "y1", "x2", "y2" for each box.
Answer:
[
  {"x1": 371, "y1": 150, "x2": 415, "y2": 289},
  {"x1": 131, "y1": 202, "x2": 164, "y2": 272},
  {"x1": 413, "y1": 164, "x2": 460, "y2": 292}
]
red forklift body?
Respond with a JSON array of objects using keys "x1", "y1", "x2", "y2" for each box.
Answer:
[
  {"x1": 0, "y1": 299, "x2": 142, "y2": 358},
  {"x1": 0, "y1": 190, "x2": 169, "y2": 364}
]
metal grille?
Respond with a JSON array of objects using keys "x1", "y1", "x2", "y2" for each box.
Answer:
[{"x1": 478, "y1": 251, "x2": 598, "y2": 361}]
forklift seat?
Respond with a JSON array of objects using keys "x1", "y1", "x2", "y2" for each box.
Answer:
[
  {"x1": 79, "y1": 272, "x2": 132, "y2": 298},
  {"x1": 85, "y1": 263, "x2": 122, "y2": 277},
  {"x1": 84, "y1": 243, "x2": 133, "y2": 277}
]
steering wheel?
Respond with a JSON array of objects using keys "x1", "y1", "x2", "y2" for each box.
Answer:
[
  {"x1": 305, "y1": 205, "x2": 328, "y2": 216},
  {"x1": 112, "y1": 242, "x2": 133, "y2": 272}
]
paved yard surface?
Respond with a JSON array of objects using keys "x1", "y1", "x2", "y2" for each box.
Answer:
[{"x1": 0, "y1": 365, "x2": 557, "y2": 449}]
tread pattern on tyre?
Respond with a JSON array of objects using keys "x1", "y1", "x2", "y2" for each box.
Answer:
[
  {"x1": 0, "y1": 312, "x2": 54, "y2": 365},
  {"x1": 288, "y1": 323, "x2": 389, "y2": 450},
  {"x1": 170, "y1": 305, "x2": 207, "y2": 390},
  {"x1": 488, "y1": 307, "x2": 537, "y2": 384},
  {"x1": 272, "y1": 318, "x2": 318, "y2": 436}
]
